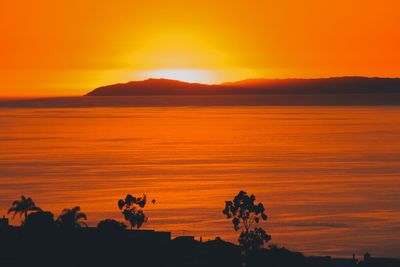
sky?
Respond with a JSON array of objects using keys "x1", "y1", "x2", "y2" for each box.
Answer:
[{"x1": 1, "y1": 0, "x2": 399, "y2": 97}]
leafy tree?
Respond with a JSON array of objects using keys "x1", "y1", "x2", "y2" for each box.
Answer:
[
  {"x1": 24, "y1": 211, "x2": 56, "y2": 231},
  {"x1": 7, "y1": 196, "x2": 42, "y2": 224},
  {"x1": 57, "y1": 206, "x2": 87, "y2": 229},
  {"x1": 118, "y1": 194, "x2": 149, "y2": 229},
  {"x1": 223, "y1": 191, "x2": 271, "y2": 256}
]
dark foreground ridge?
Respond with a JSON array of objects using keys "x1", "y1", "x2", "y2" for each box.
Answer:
[
  {"x1": 86, "y1": 77, "x2": 400, "y2": 96},
  {"x1": 0, "y1": 223, "x2": 399, "y2": 267},
  {"x1": 2, "y1": 193, "x2": 398, "y2": 267}
]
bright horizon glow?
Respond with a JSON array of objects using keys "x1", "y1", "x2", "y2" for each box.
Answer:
[
  {"x1": 137, "y1": 69, "x2": 219, "y2": 84},
  {"x1": 1, "y1": 1, "x2": 400, "y2": 96}
]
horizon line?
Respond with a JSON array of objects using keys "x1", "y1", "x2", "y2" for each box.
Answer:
[{"x1": 2, "y1": 75, "x2": 400, "y2": 99}]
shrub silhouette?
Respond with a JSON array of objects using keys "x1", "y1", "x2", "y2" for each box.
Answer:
[
  {"x1": 24, "y1": 211, "x2": 56, "y2": 231},
  {"x1": 118, "y1": 194, "x2": 150, "y2": 229},
  {"x1": 7, "y1": 195, "x2": 42, "y2": 224},
  {"x1": 97, "y1": 219, "x2": 127, "y2": 233},
  {"x1": 57, "y1": 206, "x2": 87, "y2": 229},
  {"x1": 223, "y1": 191, "x2": 271, "y2": 260}
]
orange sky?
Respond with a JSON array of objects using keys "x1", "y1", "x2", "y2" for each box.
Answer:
[{"x1": 1, "y1": 0, "x2": 399, "y2": 97}]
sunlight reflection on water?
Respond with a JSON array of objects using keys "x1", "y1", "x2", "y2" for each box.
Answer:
[{"x1": 0, "y1": 106, "x2": 399, "y2": 258}]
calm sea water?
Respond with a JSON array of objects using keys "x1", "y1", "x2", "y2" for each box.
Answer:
[{"x1": 0, "y1": 106, "x2": 399, "y2": 258}]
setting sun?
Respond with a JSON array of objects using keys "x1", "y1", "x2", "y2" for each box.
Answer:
[
  {"x1": 1, "y1": 1, "x2": 399, "y2": 96},
  {"x1": 0, "y1": 0, "x2": 400, "y2": 264},
  {"x1": 137, "y1": 69, "x2": 218, "y2": 84}
]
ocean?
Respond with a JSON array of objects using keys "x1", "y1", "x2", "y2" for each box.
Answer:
[{"x1": 0, "y1": 106, "x2": 399, "y2": 258}]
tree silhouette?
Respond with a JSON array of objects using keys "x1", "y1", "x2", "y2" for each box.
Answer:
[
  {"x1": 223, "y1": 191, "x2": 271, "y2": 259},
  {"x1": 97, "y1": 219, "x2": 127, "y2": 234},
  {"x1": 57, "y1": 206, "x2": 87, "y2": 229},
  {"x1": 118, "y1": 194, "x2": 149, "y2": 229},
  {"x1": 7, "y1": 196, "x2": 42, "y2": 224},
  {"x1": 24, "y1": 211, "x2": 56, "y2": 231}
]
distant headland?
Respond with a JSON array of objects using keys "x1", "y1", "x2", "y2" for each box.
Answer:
[
  {"x1": 86, "y1": 77, "x2": 400, "y2": 96},
  {"x1": 2, "y1": 77, "x2": 400, "y2": 108}
]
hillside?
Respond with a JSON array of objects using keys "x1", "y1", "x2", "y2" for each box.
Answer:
[{"x1": 86, "y1": 77, "x2": 400, "y2": 96}]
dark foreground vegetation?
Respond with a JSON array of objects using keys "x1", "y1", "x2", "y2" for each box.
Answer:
[{"x1": 0, "y1": 193, "x2": 399, "y2": 267}]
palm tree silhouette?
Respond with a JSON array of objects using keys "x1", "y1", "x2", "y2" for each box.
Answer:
[
  {"x1": 7, "y1": 195, "x2": 42, "y2": 224},
  {"x1": 57, "y1": 206, "x2": 87, "y2": 228}
]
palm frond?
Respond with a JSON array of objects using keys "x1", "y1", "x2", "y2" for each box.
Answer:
[
  {"x1": 76, "y1": 213, "x2": 87, "y2": 221},
  {"x1": 7, "y1": 207, "x2": 16, "y2": 214},
  {"x1": 29, "y1": 206, "x2": 42, "y2": 212}
]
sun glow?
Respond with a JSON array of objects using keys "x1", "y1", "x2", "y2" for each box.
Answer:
[
  {"x1": 1, "y1": 1, "x2": 400, "y2": 96},
  {"x1": 137, "y1": 69, "x2": 218, "y2": 84}
]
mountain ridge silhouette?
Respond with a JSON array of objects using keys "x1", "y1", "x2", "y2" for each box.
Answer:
[{"x1": 86, "y1": 77, "x2": 400, "y2": 96}]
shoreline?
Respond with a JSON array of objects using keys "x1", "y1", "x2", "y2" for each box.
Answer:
[{"x1": 1, "y1": 94, "x2": 400, "y2": 108}]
